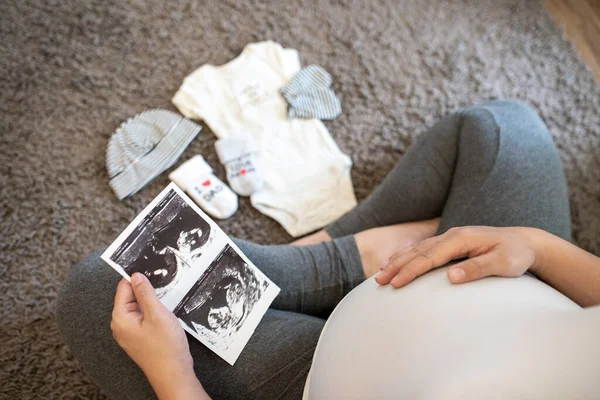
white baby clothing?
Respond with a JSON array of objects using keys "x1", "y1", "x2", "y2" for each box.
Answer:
[
  {"x1": 172, "y1": 41, "x2": 357, "y2": 237},
  {"x1": 168, "y1": 155, "x2": 238, "y2": 220},
  {"x1": 215, "y1": 135, "x2": 264, "y2": 196}
]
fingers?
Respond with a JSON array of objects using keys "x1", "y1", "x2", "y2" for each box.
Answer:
[
  {"x1": 376, "y1": 237, "x2": 440, "y2": 287},
  {"x1": 114, "y1": 278, "x2": 136, "y2": 308},
  {"x1": 130, "y1": 273, "x2": 161, "y2": 314},
  {"x1": 377, "y1": 230, "x2": 468, "y2": 287},
  {"x1": 376, "y1": 227, "x2": 493, "y2": 288},
  {"x1": 447, "y1": 253, "x2": 497, "y2": 284},
  {"x1": 112, "y1": 278, "x2": 141, "y2": 331}
]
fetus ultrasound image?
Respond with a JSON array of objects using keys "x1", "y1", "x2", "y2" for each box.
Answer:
[
  {"x1": 173, "y1": 244, "x2": 269, "y2": 350},
  {"x1": 110, "y1": 189, "x2": 213, "y2": 298}
]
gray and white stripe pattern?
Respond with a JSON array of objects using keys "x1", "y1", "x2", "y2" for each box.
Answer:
[
  {"x1": 280, "y1": 65, "x2": 342, "y2": 120},
  {"x1": 106, "y1": 109, "x2": 201, "y2": 199}
]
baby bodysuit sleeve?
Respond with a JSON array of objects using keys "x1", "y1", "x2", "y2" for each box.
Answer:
[
  {"x1": 246, "y1": 41, "x2": 301, "y2": 80},
  {"x1": 172, "y1": 69, "x2": 237, "y2": 139},
  {"x1": 172, "y1": 69, "x2": 214, "y2": 120}
]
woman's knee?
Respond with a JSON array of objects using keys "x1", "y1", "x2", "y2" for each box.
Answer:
[
  {"x1": 56, "y1": 250, "x2": 120, "y2": 337},
  {"x1": 479, "y1": 99, "x2": 541, "y2": 119},
  {"x1": 465, "y1": 99, "x2": 554, "y2": 145},
  {"x1": 454, "y1": 99, "x2": 561, "y2": 167}
]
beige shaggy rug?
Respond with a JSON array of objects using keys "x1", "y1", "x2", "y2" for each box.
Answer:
[{"x1": 1, "y1": 0, "x2": 598, "y2": 398}]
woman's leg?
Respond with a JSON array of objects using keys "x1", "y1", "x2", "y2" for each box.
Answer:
[
  {"x1": 56, "y1": 251, "x2": 327, "y2": 400},
  {"x1": 232, "y1": 237, "x2": 364, "y2": 318},
  {"x1": 434, "y1": 100, "x2": 571, "y2": 235},
  {"x1": 57, "y1": 233, "x2": 373, "y2": 399},
  {"x1": 326, "y1": 100, "x2": 571, "y2": 240}
]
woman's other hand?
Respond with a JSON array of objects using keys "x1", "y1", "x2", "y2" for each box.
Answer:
[
  {"x1": 111, "y1": 273, "x2": 209, "y2": 399},
  {"x1": 377, "y1": 226, "x2": 544, "y2": 288}
]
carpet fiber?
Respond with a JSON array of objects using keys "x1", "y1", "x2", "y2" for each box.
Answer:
[{"x1": 1, "y1": 0, "x2": 599, "y2": 398}]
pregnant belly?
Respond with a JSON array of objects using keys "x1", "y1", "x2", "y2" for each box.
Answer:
[{"x1": 305, "y1": 267, "x2": 584, "y2": 399}]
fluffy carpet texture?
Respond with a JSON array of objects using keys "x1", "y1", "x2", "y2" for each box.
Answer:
[{"x1": 1, "y1": 0, "x2": 599, "y2": 398}]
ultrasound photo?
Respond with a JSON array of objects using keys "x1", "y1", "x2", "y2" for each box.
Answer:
[
  {"x1": 108, "y1": 188, "x2": 215, "y2": 299},
  {"x1": 173, "y1": 244, "x2": 269, "y2": 351},
  {"x1": 102, "y1": 183, "x2": 280, "y2": 365}
]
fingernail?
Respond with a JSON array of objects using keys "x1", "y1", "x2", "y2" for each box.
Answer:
[
  {"x1": 449, "y1": 268, "x2": 465, "y2": 282},
  {"x1": 132, "y1": 273, "x2": 143, "y2": 285}
]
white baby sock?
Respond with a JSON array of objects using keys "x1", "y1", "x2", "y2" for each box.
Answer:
[
  {"x1": 169, "y1": 155, "x2": 238, "y2": 219},
  {"x1": 215, "y1": 135, "x2": 264, "y2": 196}
]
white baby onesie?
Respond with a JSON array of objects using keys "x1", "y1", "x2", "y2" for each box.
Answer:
[{"x1": 172, "y1": 41, "x2": 357, "y2": 237}]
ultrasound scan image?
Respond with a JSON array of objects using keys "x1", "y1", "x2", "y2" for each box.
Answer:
[
  {"x1": 173, "y1": 244, "x2": 270, "y2": 350},
  {"x1": 110, "y1": 190, "x2": 213, "y2": 298},
  {"x1": 103, "y1": 185, "x2": 280, "y2": 364}
]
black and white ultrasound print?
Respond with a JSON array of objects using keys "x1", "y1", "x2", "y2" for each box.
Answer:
[
  {"x1": 108, "y1": 188, "x2": 215, "y2": 300},
  {"x1": 102, "y1": 183, "x2": 280, "y2": 365},
  {"x1": 173, "y1": 244, "x2": 270, "y2": 351}
]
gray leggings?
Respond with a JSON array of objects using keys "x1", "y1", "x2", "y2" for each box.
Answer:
[{"x1": 56, "y1": 100, "x2": 570, "y2": 400}]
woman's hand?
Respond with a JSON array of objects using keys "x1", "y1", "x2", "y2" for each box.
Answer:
[
  {"x1": 377, "y1": 226, "x2": 544, "y2": 288},
  {"x1": 111, "y1": 273, "x2": 209, "y2": 400}
]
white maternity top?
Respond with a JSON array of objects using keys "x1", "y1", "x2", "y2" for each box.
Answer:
[{"x1": 304, "y1": 267, "x2": 600, "y2": 399}]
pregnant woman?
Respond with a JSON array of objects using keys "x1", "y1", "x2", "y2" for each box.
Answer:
[{"x1": 57, "y1": 100, "x2": 600, "y2": 399}]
